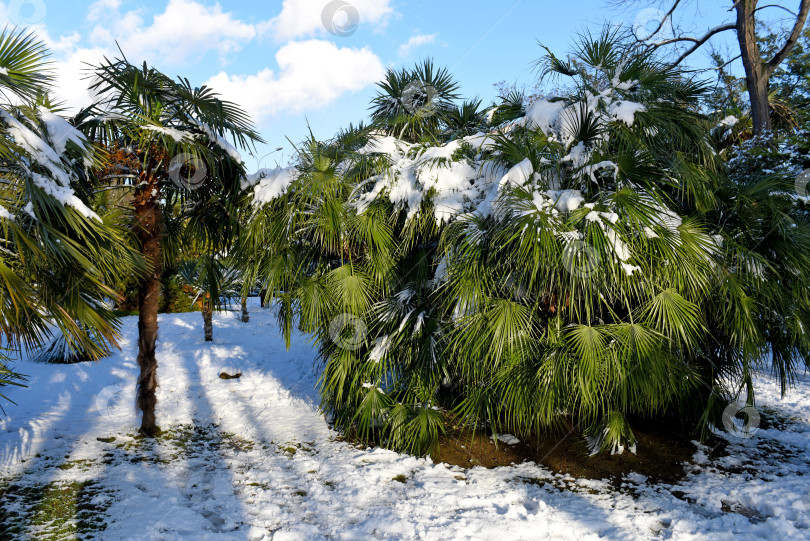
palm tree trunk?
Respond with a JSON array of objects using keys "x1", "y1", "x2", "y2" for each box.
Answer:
[
  {"x1": 134, "y1": 170, "x2": 162, "y2": 437},
  {"x1": 203, "y1": 303, "x2": 213, "y2": 341},
  {"x1": 241, "y1": 296, "x2": 249, "y2": 323},
  {"x1": 260, "y1": 288, "x2": 268, "y2": 308}
]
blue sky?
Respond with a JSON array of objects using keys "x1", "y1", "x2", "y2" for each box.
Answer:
[{"x1": 0, "y1": 0, "x2": 759, "y2": 170}]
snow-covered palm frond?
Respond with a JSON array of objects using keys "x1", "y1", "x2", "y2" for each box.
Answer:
[{"x1": 0, "y1": 30, "x2": 145, "y2": 398}]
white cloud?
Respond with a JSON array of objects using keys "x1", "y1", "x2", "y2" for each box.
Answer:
[
  {"x1": 398, "y1": 33, "x2": 438, "y2": 58},
  {"x1": 88, "y1": 0, "x2": 269, "y2": 66},
  {"x1": 0, "y1": 1, "x2": 388, "y2": 122},
  {"x1": 87, "y1": 0, "x2": 122, "y2": 22},
  {"x1": 0, "y1": 4, "x2": 100, "y2": 109},
  {"x1": 205, "y1": 39, "x2": 385, "y2": 123},
  {"x1": 269, "y1": 0, "x2": 394, "y2": 41},
  {"x1": 21, "y1": 0, "x2": 275, "y2": 111}
]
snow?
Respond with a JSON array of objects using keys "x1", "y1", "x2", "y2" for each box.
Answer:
[
  {"x1": 0, "y1": 109, "x2": 74, "y2": 187},
  {"x1": 368, "y1": 335, "x2": 392, "y2": 362},
  {"x1": 358, "y1": 135, "x2": 406, "y2": 157},
  {"x1": 0, "y1": 109, "x2": 100, "y2": 220},
  {"x1": 463, "y1": 132, "x2": 497, "y2": 152},
  {"x1": 620, "y1": 262, "x2": 641, "y2": 276},
  {"x1": 2, "y1": 300, "x2": 810, "y2": 539},
  {"x1": 331, "y1": 70, "x2": 652, "y2": 230},
  {"x1": 608, "y1": 100, "x2": 647, "y2": 126},
  {"x1": 521, "y1": 99, "x2": 566, "y2": 134},
  {"x1": 520, "y1": 80, "x2": 645, "y2": 146},
  {"x1": 189, "y1": 117, "x2": 242, "y2": 162},
  {"x1": 580, "y1": 160, "x2": 618, "y2": 184},
  {"x1": 243, "y1": 167, "x2": 300, "y2": 205},
  {"x1": 143, "y1": 125, "x2": 193, "y2": 143},
  {"x1": 38, "y1": 106, "x2": 90, "y2": 155},
  {"x1": 585, "y1": 211, "x2": 632, "y2": 262},
  {"x1": 564, "y1": 141, "x2": 590, "y2": 168},
  {"x1": 420, "y1": 159, "x2": 482, "y2": 224},
  {"x1": 248, "y1": 73, "x2": 654, "y2": 242},
  {"x1": 545, "y1": 189, "x2": 585, "y2": 212},
  {"x1": 0, "y1": 205, "x2": 13, "y2": 220},
  {"x1": 355, "y1": 136, "x2": 508, "y2": 225},
  {"x1": 420, "y1": 140, "x2": 461, "y2": 161},
  {"x1": 490, "y1": 433, "x2": 520, "y2": 445},
  {"x1": 500, "y1": 158, "x2": 533, "y2": 188},
  {"x1": 22, "y1": 201, "x2": 35, "y2": 220},
  {"x1": 718, "y1": 115, "x2": 739, "y2": 128},
  {"x1": 30, "y1": 172, "x2": 102, "y2": 221}
]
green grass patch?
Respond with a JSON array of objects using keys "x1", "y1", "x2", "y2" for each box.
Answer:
[{"x1": 0, "y1": 480, "x2": 111, "y2": 540}]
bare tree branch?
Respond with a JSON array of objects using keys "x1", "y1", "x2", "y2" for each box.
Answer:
[
  {"x1": 766, "y1": 0, "x2": 810, "y2": 75},
  {"x1": 665, "y1": 23, "x2": 737, "y2": 66},
  {"x1": 648, "y1": 23, "x2": 735, "y2": 48},
  {"x1": 634, "y1": 0, "x2": 682, "y2": 41},
  {"x1": 681, "y1": 54, "x2": 742, "y2": 73},
  {"x1": 755, "y1": 4, "x2": 798, "y2": 16}
]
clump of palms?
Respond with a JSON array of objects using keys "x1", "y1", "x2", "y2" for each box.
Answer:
[
  {"x1": 438, "y1": 29, "x2": 725, "y2": 453},
  {"x1": 249, "y1": 29, "x2": 809, "y2": 456}
]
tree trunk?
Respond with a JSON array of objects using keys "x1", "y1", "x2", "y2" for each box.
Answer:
[
  {"x1": 260, "y1": 288, "x2": 268, "y2": 308},
  {"x1": 134, "y1": 170, "x2": 162, "y2": 437},
  {"x1": 241, "y1": 296, "x2": 250, "y2": 323},
  {"x1": 203, "y1": 303, "x2": 213, "y2": 341},
  {"x1": 736, "y1": 0, "x2": 772, "y2": 134}
]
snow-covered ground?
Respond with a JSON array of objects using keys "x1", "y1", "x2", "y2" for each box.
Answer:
[{"x1": 1, "y1": 299, "x2": 809, "y2": 540}]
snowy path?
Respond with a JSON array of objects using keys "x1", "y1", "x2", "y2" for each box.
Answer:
[{"x1": 1, "y1": 300, "x2": 809, "y2": 540}]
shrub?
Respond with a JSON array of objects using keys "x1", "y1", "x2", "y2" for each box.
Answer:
[{"x1": 246, "y1": 30, "x2": 810, "y2": 456}]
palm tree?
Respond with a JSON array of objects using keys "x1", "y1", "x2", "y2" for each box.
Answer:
[
  {"x1": 79, "y1": 55, "x2": 262, "y2": 435},
  {"x1": 438, "y1": 28, "x2": 722, "y2": 453},
  {"x1": 0, "y1": 29, "x2": 143, "y2": 401},
  {"x1": 369, "y1": 60, "x2": 460, "y2": 143},
  {"x1": 695, "y1": 134, "x2": 810, "y2": 434},
  {"x1": 240, "y1": 295, "x2": 250, "y2": 323},
  {"x1": 178, "y1": 257, "x2": 242, "y2": 342}
]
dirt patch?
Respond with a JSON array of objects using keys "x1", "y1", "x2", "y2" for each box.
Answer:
[{"x1": 434, "y1": 422, "x2": 722, "y2": 484}]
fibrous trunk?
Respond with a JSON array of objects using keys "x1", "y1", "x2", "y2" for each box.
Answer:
[
  {"x1": 241, "y1": 296, "x2": 249, "y2": 323},
  {"x1": 134, "y1": 169, "x2": 162, "y2": 437},
  {"x1": 203, "y1": 303, "x2": 213, "y2": 341}
]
